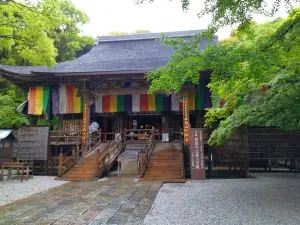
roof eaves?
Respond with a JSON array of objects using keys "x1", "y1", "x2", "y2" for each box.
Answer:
[{"x1": 52, "y1": 70, "x2": 148, "y2": 76}]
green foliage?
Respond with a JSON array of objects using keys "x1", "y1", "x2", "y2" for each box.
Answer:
[
  {"x1": 147, "y1": 31, "x2": 212, "y2": 94},
  {"x1": 45, "y1": 0, "x2": 95, "y2": 62},
  {"x1": 37, "y1": 115, "x2": 59, "y2": 130},
  {"x1": 132, "y1": 29, "x2": 151, "y2": 34},
  {"x1": 208, "y1": 8, "x2": 300, "y2": 145},
  {"x1": 108, "y1": 31, "x2": 130, "y2": 35},
  {"x1": 107, "y1": 30, "x2": 151, "y2": 35},
  {"x1": 0, "y1": 0, "x2": 58, "y2": 66},
  {"x1": 0, "y1": 78, "x2": 29, "y2": 128},
  {"x1": 147, "y1": 8, "x2": 300, "y2": 146},
  {"x1": 135, "y1": 0, "x2": 299, "y2": 33},
  {"x1": 0, "y1": 0, "x2": 95, "y2": 65},
  {"x1": 0, "y1": 0, "x2": 94, "y2": 128}
]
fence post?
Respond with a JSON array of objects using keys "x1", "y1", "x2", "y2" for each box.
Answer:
[
  {"x1": 99, "y1": 129, "x2": 102, "y2": 145},
  {"x1": 180, "y1": 152, "x2": 185, "y2": 178},
  {"x1": 58, "y1": 152, "x2": 63, "y2": 177},
  {"x1": 139, "y1": 153, "x2": 144, "y2": 178}
]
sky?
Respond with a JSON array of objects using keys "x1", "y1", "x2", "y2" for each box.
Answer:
[{"x1": 71, "y1": 0, "x2": 291, "y2": 40}]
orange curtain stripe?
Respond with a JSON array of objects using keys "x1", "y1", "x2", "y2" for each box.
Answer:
[{"x1": 28, "y1": 87, "x2": 36, "y2": 114}]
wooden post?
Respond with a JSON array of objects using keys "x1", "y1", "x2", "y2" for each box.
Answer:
[
  {"x1": 58, "y1": 152, "x2": 63, "y2": 177},
  {"x1": 99, "y1": 129, "x2": 102, "y2": 145},
  {"x1": 139, "y1": 153, "x2": 144, "y2": 178},
  {"x1": 180, "y1": 152, "x2": 185, "y2": 178}
]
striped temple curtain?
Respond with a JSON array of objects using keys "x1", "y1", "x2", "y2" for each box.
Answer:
[
  {"x1": 28, "y1": 86, "x2": 50, "y2": 115},
  {"x1": 95, "y1": 93, "x2": 193, "y2": 113},
  {"x1": 59, "y1": 85, "x2": 83, "y2": 114}
]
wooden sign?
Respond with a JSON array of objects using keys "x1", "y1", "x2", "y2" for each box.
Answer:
[
  {"x1": 16, "y1": 126, "x2": 50, "y2": 160},
  {"x1": 82, "y1": 101, "x2": 88, "y2": 145},
  {"x1": 189, "y1": 128, "x2": 205, "y2": 180},
  {"x1": 183, "y1": 95, "x2": 189, "y2": 145}
]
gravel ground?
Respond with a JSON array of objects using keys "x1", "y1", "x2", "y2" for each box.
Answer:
[
  {"x1": 0, "y1": 176, "x2": 68, "y2": 206},
  {"x1": 144, "y1": 173, "x2": 300, "y2": 225}
]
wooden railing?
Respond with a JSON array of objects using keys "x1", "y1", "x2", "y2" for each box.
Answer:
[
  {"x1": 50, "y1": 130, "x2": 83, "y2": 145},
  {"x1": 86, "y1": 130, "x2": 102, "y2": 156},
  {"x1": 97, "y1": 135, "x2": 126, "y2": 177},
  {"x1": 124, "y1": 128, "x2": 152, "y2": 141},
  {"x1": 101, "y1": 132, "x2": 117, "y2": 141},
  {"x1": 58, "y1": 130, "x2": 102, "y2": 177},
  {"x1": 139, "y1": 127, "x2": 156, "y2": 178}
]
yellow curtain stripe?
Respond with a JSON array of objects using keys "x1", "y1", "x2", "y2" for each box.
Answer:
[
  {"x1": 73, "y1": 87, "x2": 81, "y2": 113},
  {"x1": 35, "y1": 86, "x2": 43, "y2": 114},
  {"x1": 110, "y1": 95, "x2": 117, "y2": 112},
  {"x1": 188, "y1": 92, "x2": 196, "y2": 110},
  {"x1": 148, "y1": 94, "x2": 156, "y2": 111}
]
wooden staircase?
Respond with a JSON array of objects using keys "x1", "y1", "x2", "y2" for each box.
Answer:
[
  {"x1": 140, "y1": 143, "x2": 185, "y2": 183},
  {"x1": 62, "y1": 152, "x2": 101, "y2": 181}
]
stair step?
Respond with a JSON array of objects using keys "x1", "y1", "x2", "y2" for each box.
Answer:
[
  {"x1": 139, "y1": 178, "x2": 185, "y2": 183},
  {"x1": 63, "y1": 177, "x2": 97, "y2": 181},
  {"x1": 142, "y1": 176, "x2": 183, "y2": 180},
  {"x1": 144, "y1": 171, "x2": 181, "y2": 176}
]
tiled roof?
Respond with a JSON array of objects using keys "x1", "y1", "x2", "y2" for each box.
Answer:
[{"x1": 0, "y1": 30, "x2": 218, "y2": 75}]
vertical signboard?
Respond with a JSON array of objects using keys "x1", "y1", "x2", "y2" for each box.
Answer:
[
  {"x1": 82, "y1": 101, "x2": 88, "y2": 145},
  {"x1": 190, "y1": 128, "x2": 205, "y2": 180},
  {"x1": 183, "y1": 94, "x2": 189, "y2": 145}
]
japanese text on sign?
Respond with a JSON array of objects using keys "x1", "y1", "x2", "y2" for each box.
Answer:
[
  {"x1": 183, "y1": 95, "x2": 189, "y2": 145},
  {"x1": 82, "y1": 101, "x2": 88, "y2": 145},
  {"x1": 189, "y1": 128, "x2": 205, "y2": 180}
]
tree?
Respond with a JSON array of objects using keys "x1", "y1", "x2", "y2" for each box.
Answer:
[
  {"x1": 45, "y1": 0, "x2": 95, "y2": 62},
  {"x1": 108, "y1": 31, "x2": 130, "y2": 35},
  {"x1": 135, "y1": 0, "x2": 299, "y2": 33},
  {"x1": 0, "y1": 78, "x2": 29, "y2": 128},
  {"x1": 0, "y1": 0, "x2": 95, "y2": 128},
  {"x1": 132, "y1": 29, "x2": 151, "y2": 34},
  {"x1": 0, "y1": 0, "x2": 95, "y2": 65},
  {"x1": 0, "y1": 0, "x2": 58, "y2": 66},
  {"x1": 146, "y1": 8, "x2": 300, "y2": 145},
  {"x1": 107, "y1": 30, "x2": 151, "y2": 35}
]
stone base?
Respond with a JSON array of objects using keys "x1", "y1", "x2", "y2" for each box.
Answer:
[{"x1": 121, "y1": 160, "x2": 138, "y2": 175}]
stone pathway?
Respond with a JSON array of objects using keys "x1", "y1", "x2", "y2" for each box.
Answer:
[
  {"x1": 0, "y1": 177, "x2": 162, "y2": 225},
  {"x1": 0, "y1": 176, "x2": 68, "y2": 206},
  {"x1": 144, "y1": 173, "x2": 300, "y2": 225}
]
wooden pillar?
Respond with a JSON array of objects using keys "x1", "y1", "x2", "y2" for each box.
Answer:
[{"x1": 58, "y1": 152, "x2": 63, "y2": 177}]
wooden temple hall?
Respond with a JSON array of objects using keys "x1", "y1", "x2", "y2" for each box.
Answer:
[{"x1": 1, "y1": 30, "x2": 219, "y2": 181}]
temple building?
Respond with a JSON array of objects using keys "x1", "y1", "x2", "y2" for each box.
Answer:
[{"x1": 1, "y1": 30, "x2": 218, "y2": 181}]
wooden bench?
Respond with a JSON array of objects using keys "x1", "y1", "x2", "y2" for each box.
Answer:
[{"x1": 1, "y1": 162, "x2": 32, "y2": 182}]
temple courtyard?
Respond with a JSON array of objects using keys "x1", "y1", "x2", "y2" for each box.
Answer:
[{"x1": 0, "y1": 174, "x2": 299, "y2": 225}]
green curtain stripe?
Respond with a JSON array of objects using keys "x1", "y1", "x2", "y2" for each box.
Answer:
[
  {"x1": 80, "y1": 97, "x2": 83, "y2": 113},
  {"x1": 117, "y1": 95, "x2": 125, "y2": 112},
  {"x1": 155, "y1": 94, "x2": 164, "y2": 111},
  {"x1": 196, "y1": 80, "x2": 205, "y2": 110},
  {"x1": 42, "y1": 86, "x2": 50, "y2": 115}
]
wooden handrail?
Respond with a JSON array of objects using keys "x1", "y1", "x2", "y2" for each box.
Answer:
[
  {"x1": 139, "y1": 127, "x2": 156, "y2": 178},
  {"x1": 57, "y1": 129, "x2": 102, "y2": 177},
  {"x1": 97, "y1": 135, "x2": 126, "y2": 177}
]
